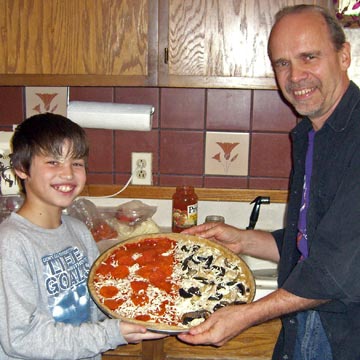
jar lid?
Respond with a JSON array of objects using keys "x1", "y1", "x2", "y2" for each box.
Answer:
[{"x1": 205, "y1": 215, "x2": 225, "y2": 223}]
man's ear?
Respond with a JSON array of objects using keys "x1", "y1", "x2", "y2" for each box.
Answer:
[{"x1": 340, "y1": 42, "x2": 351, "y2": 71}]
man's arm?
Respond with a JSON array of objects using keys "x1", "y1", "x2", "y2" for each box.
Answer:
[{"x1": 178, "y1": 288, "x2": 328, "y2": 346}]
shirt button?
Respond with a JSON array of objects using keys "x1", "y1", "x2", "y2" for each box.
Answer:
[
  {"x1": 283, "y1": 355, "x2": 289, "y2": 359},
  {"x1": 289, "y1": 319, "x2": 296, "y2": 324}
]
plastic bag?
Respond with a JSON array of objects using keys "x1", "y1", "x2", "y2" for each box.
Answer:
[
  {"x1": 66, "y1": 198, "x2": 118, "y2": 242},
  {"x1": 0, "y1": 195, "x2": 24, "y2": 223},
  {"x1": 114, "y1": 200, "x2": 157, "y2": 226}
]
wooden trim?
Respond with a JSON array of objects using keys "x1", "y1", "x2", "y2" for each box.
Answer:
[{"x1": 82, "y1": 185, "x2": 289, "y2": 203}]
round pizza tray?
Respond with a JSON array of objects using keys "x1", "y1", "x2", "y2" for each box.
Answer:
[{"x1": 88, "y1": 232, "x2": 255, "y2": 333}]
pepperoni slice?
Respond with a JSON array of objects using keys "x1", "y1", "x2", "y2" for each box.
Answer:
[
  {"x1": 99, "y1": 285, "x2": 119, "y2": 298},
  {"x1": 104, "y1": 298, "x2": 125, "y2": 311}
]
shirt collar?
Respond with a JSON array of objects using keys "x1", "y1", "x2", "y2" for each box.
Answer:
[
  {"x1": 325, "y1": 81, "x2": 360, "y2": 132},
  {"x1": 292, "y1": 81, "x2": 360, "y2": 137}
]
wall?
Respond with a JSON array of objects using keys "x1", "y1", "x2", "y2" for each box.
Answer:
[{"x1": 0, "y1": 86, "x2": 298, "y2": 190}]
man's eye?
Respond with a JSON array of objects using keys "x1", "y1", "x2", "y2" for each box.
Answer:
[{"x1": 274, "y1": 60, "x2": 288, "y2": 68}]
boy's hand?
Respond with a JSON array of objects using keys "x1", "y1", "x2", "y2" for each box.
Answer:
[{"x1": 120, "y1": 321, "x2": 168, "y2": 343}]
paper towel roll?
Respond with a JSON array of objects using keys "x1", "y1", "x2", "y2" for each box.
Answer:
[{"x1": 67, "y1": 101, "x2": 154, "y2": 131}]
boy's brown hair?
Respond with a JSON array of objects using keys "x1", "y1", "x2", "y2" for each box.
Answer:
[{"x1": 11, "y1": 113, "x2": 89, "y2": 193}]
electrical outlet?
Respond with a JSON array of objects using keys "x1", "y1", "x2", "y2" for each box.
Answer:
[{"x1": 131, "y1": 152, "x2": 152, "y2": 185}]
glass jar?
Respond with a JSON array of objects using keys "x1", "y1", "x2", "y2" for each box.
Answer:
[
  {"x1": 172, "y1": 186, "x2": 198, "y2": 233},
  {"x1": 205, "y1": 215, "x2": 225, "y2": 223}
]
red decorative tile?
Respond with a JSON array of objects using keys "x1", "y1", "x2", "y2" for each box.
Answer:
[
  {"x1": 249, "y1": 177, "x2": 290, "y2": 190},
  {"x1": 69, "y1": 87, "x2": 114, "y2": 102},
  {"x1": 252, "y1": 90, "x2": 297, "y2": 132},
  {"x1": 159, "y1": 175, "x2": 203, "y2": 187},
  {"x1": 207, "y1": 89, "x2": 251, "y2": 131},
  {"x1": 160, "y1": 88, "x2": 205, "y2": 129},
  {"x1": 250, "y1": 133, "x2": 292, "y2": 178},
  {"x1": 204, "y1": 176, "x2": 248, "y2": 189},
  {"x1": 115, "y1": 87, "x2": 160, "y2": 128},
  {"x1": 85, "y1": 129, "x2": 114, "y2": 173},
  {"x1": 205, "y1": 132, "x2": 249, "y2": 176},
  {"x1": 160, "y1": 130, "x2": 204, "y2": 174},
  {"x1": 0, "y1": 87, "x2": 24, "y2": 125},
  {"x1": 114, "y1": 130, "x2": 159, "y2": 173}
]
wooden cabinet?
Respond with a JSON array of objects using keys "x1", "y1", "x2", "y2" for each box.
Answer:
[
  {"x1": 102, "y1": 319, "x2": 281, "y2": 360},
  {"x1": 0, "y1": 0, "x2": 334, "y2": 88},
  {"x1": 0, "y1": 0, "x2": 158, "y2": 86},
  {"x1": 158, "y1": 0, "x2": 333, "y2": 89}
]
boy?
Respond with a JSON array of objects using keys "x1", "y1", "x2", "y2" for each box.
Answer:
[{"x1": 0, "y1": 113, "x2": 164, "y2": 359}]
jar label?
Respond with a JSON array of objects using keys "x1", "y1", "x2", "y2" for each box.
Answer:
[{"x1": 172, "y1": 203, "x2": 198, "y2": 229}]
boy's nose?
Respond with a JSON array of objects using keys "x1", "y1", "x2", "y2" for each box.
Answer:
[{"x1": 60, "y1": 165, "x2": 74, "y2": 179}]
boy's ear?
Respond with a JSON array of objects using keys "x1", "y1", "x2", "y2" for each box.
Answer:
[{"x1": 14, "y1": 168, "x2": 28, "y2": 180}]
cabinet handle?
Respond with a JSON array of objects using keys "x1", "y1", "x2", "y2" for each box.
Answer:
[{"x1": 164, "y1": 48, "x2": 169, "y2": 64}]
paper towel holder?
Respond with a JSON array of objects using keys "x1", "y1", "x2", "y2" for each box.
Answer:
[{"x1": 67, "y1": 101, "x2": 155, "y2": 131}]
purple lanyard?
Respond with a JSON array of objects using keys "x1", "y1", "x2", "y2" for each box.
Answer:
[{"x1": 297, "y1": 129, "x2": 315, "y2": 260}]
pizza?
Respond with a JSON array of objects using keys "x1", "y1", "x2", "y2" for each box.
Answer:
[{"x1": 88, "y1": 233, "x2": 255, "y2": 332}]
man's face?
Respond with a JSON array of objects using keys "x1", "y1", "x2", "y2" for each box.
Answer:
[{"x1": 268, "y1": 11, "x2": 350, "y2": 129}]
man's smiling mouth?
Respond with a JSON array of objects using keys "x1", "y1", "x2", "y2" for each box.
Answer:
[{"x1": 293, "y1": 87, "x2": 316, "y2": 97}]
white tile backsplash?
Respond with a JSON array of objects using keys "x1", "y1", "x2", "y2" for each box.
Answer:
[
  {"x1": 86, "y1": 196, "x2": 286, "y2": 230},
  {"x1": 86, "y1": 195, "x2": 286, "y2": 270}
]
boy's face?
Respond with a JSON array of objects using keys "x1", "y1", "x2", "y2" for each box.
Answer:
[{"x1": 15, "y1": 140, "x2": 87, "y2": 210}]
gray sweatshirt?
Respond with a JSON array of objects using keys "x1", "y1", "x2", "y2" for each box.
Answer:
[{"x1": 0, "y1": 212, "x2": 127, "y2": 359}]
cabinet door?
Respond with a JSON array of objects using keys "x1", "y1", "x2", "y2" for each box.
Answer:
[
  {"x1": 158, "y1": 0, "x2": 333, "y2": 89},
  {"x1": 0, "y1": 0, "x2": 158, "y2": 86}
]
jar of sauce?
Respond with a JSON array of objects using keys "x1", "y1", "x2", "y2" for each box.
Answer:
[{"x1": 172, "y1": 186, "x2": 198, "y2": 233}]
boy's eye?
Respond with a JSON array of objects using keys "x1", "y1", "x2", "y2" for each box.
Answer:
[
  {"x1": 47, "y1": 160, "x2": 59, "y2": 165},
  {"x1": 73, "y1": 160, "x2": 85, "y2": 167}
]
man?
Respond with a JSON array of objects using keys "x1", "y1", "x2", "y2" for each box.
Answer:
[{"x1": 178, "y1": 5, "x2": 360, "y2": 359}]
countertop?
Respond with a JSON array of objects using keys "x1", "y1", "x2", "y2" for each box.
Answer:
[{"x1": 102, "y1": 319, "x2": 281, "y2": 360}]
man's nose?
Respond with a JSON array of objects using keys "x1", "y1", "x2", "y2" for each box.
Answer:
[{"x1": 289, "y1": 64, "x2": 307, "y2": 82}]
